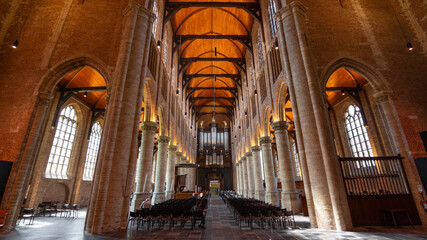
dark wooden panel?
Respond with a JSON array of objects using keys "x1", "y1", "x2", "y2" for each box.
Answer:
[
  {"x1": 347, "y1": 195, "x2": 421, "y2": 226},
  {"x1": 0, "y1": 161, "x2": 13, "y2": 205}
]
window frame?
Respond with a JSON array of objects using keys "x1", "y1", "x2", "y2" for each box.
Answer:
[
  {"x1": 45, "y1": 105, "x2": 78, "y2": 179},
  {"x1": 344, "y1": 104, "x2": 374, "y2": 160},
  {"x1": 82, "y1": 121, "x2": 103, "y2": 181}
]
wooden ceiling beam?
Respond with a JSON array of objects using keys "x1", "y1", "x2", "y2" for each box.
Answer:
[
  {"x1": 179, "y1": 57, "x2": 246, "y2": 74},
  {"x1": 182, "y1": 74, "x2": 241, "y2": 89},
  {"x1": 173, "y1": 35, "x2": 252, "y2": 55},
  {"x1": 325, "y1": 87, "x2": 361, "y2": 92},
  {"x1": 186, "y1": 87, "x2": 238, "y2": 100},
  {"x1": 163, "y1": 1, "x2": 261, "y2": 28},
  {"x1": 61, "y1": 86, "x2": 107, "y2": 93}
]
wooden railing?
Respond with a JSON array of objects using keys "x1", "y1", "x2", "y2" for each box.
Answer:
[{"x1": 338, "y1": 155, "x2": 410, "y2": 196}]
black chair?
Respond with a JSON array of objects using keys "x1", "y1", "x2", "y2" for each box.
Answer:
[
  {"x1": 19, "y1": 208, "x2": 35, "y2": 224},
  {"x1": 128, "y1": 211, "x2": 140, "y2": 230},
  {"x1": 57, "y1": 203, "x2": 70, "y2": 218},
  {"x1": 45, "y1": 203, "x2": 57, "y2": 217},
  {"x1": 71, "y1": 204, "x2": 79, "y2": 218},
  {"x1": 36, "y1": 203, "x2": 46, "y2": 216},
  {"x1": 284, "y1": 210, "x2": 296, "y2": 229}
]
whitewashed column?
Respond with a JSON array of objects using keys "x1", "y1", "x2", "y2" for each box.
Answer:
[
  {"x1": 251, "y1": 146, "x2": 265, "y2": 201},
  {"x1": 260, "y1": 136, "x2": 279, "y2": 206},
  {"x1": 152, "y1": 136, "x2": 171, "y2": 204},
  {"x1": 165, "y1": 145, "x2": 177, "y2": 200}
]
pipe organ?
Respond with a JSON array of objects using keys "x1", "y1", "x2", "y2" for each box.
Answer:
[{"x1": 198, "y1": 122, "x2": 230, "y2": 166}]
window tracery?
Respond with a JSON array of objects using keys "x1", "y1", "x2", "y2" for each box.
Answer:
[
  {"x1": 345, "y1": 105, "x2": 373, "y2": 159},
  {"x1": 83, "y1": 122, "x2": 102, "y2": 181},
  {"x1": 45, "y1": 106, "x2": 77, "y2": 179}
]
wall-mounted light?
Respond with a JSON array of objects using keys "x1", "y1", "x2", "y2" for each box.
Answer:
[
  {"x1": 185, "y1": 111, "x2": 187, "y2": 115},
  {"x1": 244, "y1": 111, "x2": 247, "y2": 116},
  {"x1": 238, "y1": 126, "x2": 241, "y2": 129},
  {"x1": 406, "y1": 42, "x2": 413, "y2": 51},
  {"x1": 254, "y1": 89, "x2": 257, "y2": 95},
  {"x1": 234, "y1": 135, "x2": 237, "y2": 138},
  {"x1": 12, "y1": 40, "x2": 19, "y2": 49},
  {"x1": 84, "y1": 91, "x2": 88, "y2": 98},
  {"x1": 274, "y1": 41, "x2": 279, "y2": 50},
  {"x1": 176, "y1": 89, "x2": 179, "y2": 95},
  {"x1": 341, "y1": 90, "x2": 345, "y2": 96},
  {"x1": 157, "y1": 40, "x2": 161, "y2": 49}
]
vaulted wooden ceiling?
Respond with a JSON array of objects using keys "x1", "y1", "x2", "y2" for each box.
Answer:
[{"x1": 166, "y1": 0, "x2": 259, "y2": 125}]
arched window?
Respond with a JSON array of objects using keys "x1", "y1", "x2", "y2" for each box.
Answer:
[
  {"x1": 83, "y1": 122, "x2": 102, "y2": 181},
  {"x1": 268, "y1": 0, "x2": 278, "y2": 37},
  {"x1": 152, "y1": 0, "x2": 158, "y2": 36},
  {"x1": 345, "y1": 105, "x2": 373, "y2": 158},
  {"x1": 257, "y1": 28, "x2": 264, "y2": 66},
  {"x1": 292, "y1": 140, "x2": 302, "y2": 181},
  {"x1": 45, "y1": 106, "x2": 77, "y2": 179}
]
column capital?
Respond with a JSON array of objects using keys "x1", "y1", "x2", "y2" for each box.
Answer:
[
  {"x1": 259, "y1": 136, "x2": 272, "y2": 145},
  {"x1": 157, "y1": 135, "x2": 170, "y2": 143},
  {"x1": 176, "y1": 151, "x2": 182, "y2": 157},
  {"x1": 251, "y1": 146, "x2": 261, "y2": 152},
  {"x1": 240, "y1": 156, "x2": 246, "y2": 162},
  {"x1": 271, "y1": 121, "x2": 289, "y2": 132},
  {"x1": 275, "y1": 1, "x2": 307, "y2": 22},
  {"x1": 245, "y1": 152, "x2": 253, "y2": 157},
  {"x1": 374, "y1": 91, "x2": 392, "y2": 103},
  {"x1": 168, "y1": 145, "x2": 178, "y2": 151},
  {"x1": 140, "y1": 121, "x2": 158, "y2": 131},
  {"x1": 38, "y1": 92, "x2": 54, "y2": 104},
  {"x1": 125, "y1": 1, "x2": 156, "y2": 21}
]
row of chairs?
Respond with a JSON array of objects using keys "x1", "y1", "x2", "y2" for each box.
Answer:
[
  {"x1": 221, "y1": 191, "x2": 296, "y2": 230},
  {"x1": 128, "y1": 198, "x2": 207, "y2": 231},
  {"x1": 36, "y1": 203, "x2": 79, "y2": 218}
]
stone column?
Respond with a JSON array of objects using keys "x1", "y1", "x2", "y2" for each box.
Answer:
[
  {"x1": 276, "y1": 2, "x2": 350, "y2": 229},
  {"x1": 260, "y1": 136, "x2": 279, "y2": 206},
  {"x1": 241, "y1": 157, "x2": 249, "y2": 197},
  {"x1": 132, "y1": 121, "x2": 157, "y2": 210},
  {"x1": 375, "y1": 92, "x2": 427, "y2": 224},
  {"x1": 251, "y1": 146, "x2": 265, "y2": 201},
  {"x1": 235, "y1": 162, "x2": 240, "y2": 194},
  {"x1": 165, "y1": 145, "x2": 177, "y2": 200},
  {"x1": 85, "y1": 3, "x2": 154, "y2": 234},
  {"x1": 245, "y1": 152, "x2": 255, "y2": 198},
  {"x1": 152, "y1": 136, "x2": 171, "y2": 204},
  {"x1": 271, "y1": 121, "x2": 299, "y2": 211}
]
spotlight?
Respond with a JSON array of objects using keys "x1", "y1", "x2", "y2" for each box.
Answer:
[
  {"x1": 406, "y1": 42, "x2": 413, "y2": 51},
  {"x1": 12, "y1": 40, "x2": 19, "y2": 49},
  {"x1": 254, "y1": 89, "x2": 257, "y2": 95},
  {"x1": 176, "y1": 89, "x2": 179, "y2": 95},
  {"x1": 157, "y1": 40, "x2": 161, "y2": 49},
  {"x1": 84, "y1": 91, "x2": 88, "y2": 98},
  {"x1": 274, "y1": 41, "x2": 279, "y2": 50},
  {"x1": 245, "y1": 111, "x2": 247, "y2": 116}
]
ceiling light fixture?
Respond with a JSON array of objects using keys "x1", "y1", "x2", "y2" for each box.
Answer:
[
  {"x1": 274, "y1": 41, "x2": 279, "y2": 50},
  {"x1": 12, "y1": 40, "x2": 19, "y2": 49},
  {"x1": 406, "y1": 42, "x2": 413, "y2": 51},
  {"x1": 157, "y1": 40, "x2": 161, "y2": 49}
]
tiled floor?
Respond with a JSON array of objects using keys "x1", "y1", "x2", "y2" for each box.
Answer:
[{"x1": 1, "y1": 195, "x2": 426, "y2": 239}]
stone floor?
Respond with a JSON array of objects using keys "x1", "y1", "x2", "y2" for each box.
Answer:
[{"x1": 1, "y1": 195, "x2": 426, "y2": 239}]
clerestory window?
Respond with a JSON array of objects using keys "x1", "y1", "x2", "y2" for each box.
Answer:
[
  {"x1": 152, "y1": 1, "x2": 158, "y2": 36},
  {"x1": 45, "y1": 106, "x2": 77, "y2": 179},
  {"x1": 268, "y1": 0, "x2": 278, "y2": 37}
]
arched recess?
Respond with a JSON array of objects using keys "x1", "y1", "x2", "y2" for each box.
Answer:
[
  {"x1": 320, "y1": 58, "x2": 390, "y2": 93},
  {"x1": 143, "y1": 81, "x2": 155, "y2": 122},
  {"x1": 158, "y1": 104, "x2": 167, "y2": 136},
  {"x1": 2, "y1": 56, "x2": 110, "y2": 228},
  {"x1": 39, "y1": 56, "x2": 110, "y2": 96},
  {"x1": 274, "y1": 80, "x2": 288, "y2": 122},
  {"x1": 261, "y1": 105, "x2": 273, "y2": 137}
]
